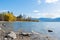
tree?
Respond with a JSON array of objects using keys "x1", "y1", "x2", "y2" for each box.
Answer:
[
  {"x1": 17, "y1": 14, "x2": 23, "y2": 18},
  {"x1": 0, "y1": 13, "x2": 5, "y2": 21},
  {"x1": 4, "y1": 12, "x2": 16, "y2": 22},
  {"x1": 0, "y1": 14, "x2": 3, "y2": 21},
  {"x1": 26, "y1": 17, "x2": 31, "y2": 21}
]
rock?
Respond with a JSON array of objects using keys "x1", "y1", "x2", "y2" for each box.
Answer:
[
  {"x1": 8, "y1": 31, "x2": 17, "y2": 39},
  {"x1": 2, "y1": 23, "x2": 6, "y2": 27},
  {"x1": 4, "y1": 38, "x2": 8, "y2": 40},
  {"x1": 0, "y1": 27, "x2": 2, "y2": 30},
  {"x1": 48, "y1": 30, "x2": 53, "y2": 32},
  {"x1": 32, "y1": 30, "x2": 39, "y2": 34}
]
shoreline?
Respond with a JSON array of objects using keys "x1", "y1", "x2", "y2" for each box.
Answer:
[
  {"x1": 0, "y1": 28, "x2": 59, "y2": 40},
  {"x1": 0, "y1": 21, "x2": 59, "y2": 40}
]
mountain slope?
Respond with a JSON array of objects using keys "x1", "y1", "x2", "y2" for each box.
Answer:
[{"x1": 39, "y1": 18, "x2": 60, "y2": 22}]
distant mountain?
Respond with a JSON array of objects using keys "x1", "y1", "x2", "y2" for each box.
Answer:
[
  {"x1": 31, "y1": 18, "x2": 38, "y2": 20},
  {"x1": 39, "y1": 18, "x2": 60, "y2": 22}
]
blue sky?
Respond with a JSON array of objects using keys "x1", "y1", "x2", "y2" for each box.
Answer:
[{"x1": 0, "y1": 0, "x2": 60, "y2": 18}]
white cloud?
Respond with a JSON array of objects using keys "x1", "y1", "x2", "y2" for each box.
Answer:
[
  {"x1": 45, "y1": 0, "x2": 59, "y2": 3},
  {"x1": 0, "y1": 10, "x2": 8, "y2": 13},
  {"x1": 37, "y1": 0, "x2": 41, "y2": 5},
  {"x1": 33, "y1": 10, "x2": 39, "y2": 13},
  {"x1": 32, "y1": 9, "x2": 60, "y2": 18},
  {"x1": 57, "y1": 10, "x2": 60, "y2": 12},
  {"x1": 32, "y1": 12, "x2": 60, "y2": 18},
  {"x1": 40, "y1": 13, "x2": 60, "y2": 18}
]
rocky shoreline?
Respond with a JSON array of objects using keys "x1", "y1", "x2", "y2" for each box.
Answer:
[
  {"x1": 0, "y1": 23, "x2": 59, "y2": 40},
  {"x1": 0, "y1": 30, "x2": 59, "y2": 40}
]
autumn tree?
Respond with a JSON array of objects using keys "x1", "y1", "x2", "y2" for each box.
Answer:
[{"x1": 4, "y1": 11, "x2": 16, "y2": 22}]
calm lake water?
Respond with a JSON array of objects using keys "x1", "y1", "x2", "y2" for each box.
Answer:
[{"x1": 5, "y1": 22, "x2": 60, "y2": 38}]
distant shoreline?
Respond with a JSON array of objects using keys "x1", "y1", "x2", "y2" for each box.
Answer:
[{"x1": 0, "y1": 21, "x2": 39, "y2": 23}]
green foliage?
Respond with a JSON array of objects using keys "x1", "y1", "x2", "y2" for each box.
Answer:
[
  {"x1": 0, "y1": 13, "x2": 5, "y2": 21},
  {"x1": 16, "y1": 14, "x2": 39, "y2": 22},
  {"x1": 17, "y1": 14, "x2": 23, "y2": 18}
]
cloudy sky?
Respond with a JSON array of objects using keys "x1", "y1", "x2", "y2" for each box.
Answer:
[{"x1": 0, "y1": 0, "x2": 60, "y2": 18}]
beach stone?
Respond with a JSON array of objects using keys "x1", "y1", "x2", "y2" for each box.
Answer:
[
  {"x1": 4, "y1": 38, "x2": 8, "y2": 40},
  {"x1": 8, "y1": 31, "x2": 17, "y2": 39},
  {"x1": 0, "y1": 27, "x2": 2, "y2": 30}
]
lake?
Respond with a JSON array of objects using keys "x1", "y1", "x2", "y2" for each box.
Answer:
[{"x1": 5, "y1": 22, "x2": 60, "y2": 39}]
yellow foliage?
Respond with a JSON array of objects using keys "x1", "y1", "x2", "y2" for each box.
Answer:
[{"x1": 4, "y1": 13, "x2": 16, "y2": 22}]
